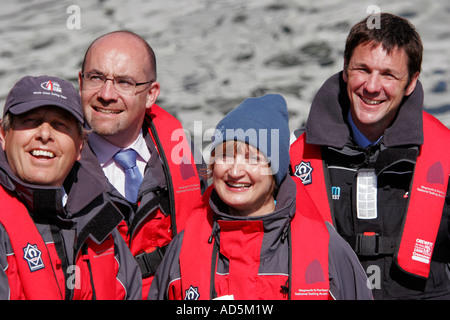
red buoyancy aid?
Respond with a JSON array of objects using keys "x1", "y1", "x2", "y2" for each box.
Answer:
[
  {"x1": 396, "y1": 113, "x2": 450, "y2": 277},
  {"x1": 179, "y1": 183, "x2": 330, "y2": 300},
  {"x1": 144, "y1": 104, "x2": 202, "y2": 235},
  {"x1": 289, "y1": 112, "x2": 450, "y2": 278},
  {"x1": 121, "y1": 104, "x2": 202, "y2": 298},
  {"x1": 0, "y1": 187, "x2": 119, "y2": 300}
]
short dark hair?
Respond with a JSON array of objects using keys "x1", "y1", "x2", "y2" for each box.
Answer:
[
  {"x1": 81, "y1": 30, "x2": 157, "y2": 81},
  {"x1": 344, "y1": 13, "x2": 423, "y2": 83}
]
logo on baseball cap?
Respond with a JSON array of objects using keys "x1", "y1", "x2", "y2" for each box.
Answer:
[
  {"x1": 3, "y1": 75, "x2": 84, "y2": 124},
  {"x1": 41, "y1": 80, "x2": 62, "y2": 93}
]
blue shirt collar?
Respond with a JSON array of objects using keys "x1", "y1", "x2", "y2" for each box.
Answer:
[{"x1": 347, "y1": 112, "x2": 382, "y2": 148}]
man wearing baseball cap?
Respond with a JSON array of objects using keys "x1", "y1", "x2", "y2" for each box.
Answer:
[{"x1": 0, "y1": 75, "x2": 142, "y2": 299}]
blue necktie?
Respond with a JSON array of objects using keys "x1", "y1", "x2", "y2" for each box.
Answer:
[{"x1": 113, "y1": 149, "x2": 143, "y2": 203}]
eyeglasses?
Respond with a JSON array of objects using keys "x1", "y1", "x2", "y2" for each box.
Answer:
[{"x1": 81, "y1": 72, "x2": 153, "y2": 96}]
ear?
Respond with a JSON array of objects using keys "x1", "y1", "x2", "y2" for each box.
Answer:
[
  {"x1": 342, "y1": 71, "x2": 348, "y2": 83},
  {"x1": 342, "y1": 60, "x2": 349, "y2": 83},
  {"x1": 0, "y1": 120, "x2": 6, "y2": 151},
  {"x1": 405, "y1": 72, "x2": 420, "y2": 96},
  {"x1": 75, "y1": 126, "x2": 86, "y2": 162},
  {"x1": 74, "y1": 137, "x2": 84, "y2": 162},
  {"x1": 78, "y1": 70, "x2": 83, "y2": 95},
  {"x1": 145, "y1": 81, "x2": 161, "y2": 110}
]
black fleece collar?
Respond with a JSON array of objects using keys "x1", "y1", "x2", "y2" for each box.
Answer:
[{"x1": 305, "y1": 71, "x2": 424, "y2": 148}]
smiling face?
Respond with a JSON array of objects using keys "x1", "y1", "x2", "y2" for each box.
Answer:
[
  {"x1": 343, "y1": 43, "x2": 419, "y2": 141},
  {"x1": 212, "y1": 141, "x2": 276, "y2": 217},
  {"x1": 0, "y1": 106, "x2": 83, "y2": 186},
  {"x1": 79, "y1": 32, "x2": 160, "y2": 148}
]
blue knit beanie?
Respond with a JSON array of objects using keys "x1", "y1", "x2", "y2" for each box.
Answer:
[{"x1": 210, "y1": 94, "x2": 290, "y2": 187}]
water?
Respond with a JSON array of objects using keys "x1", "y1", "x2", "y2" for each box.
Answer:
[{"x1": 1, "y1": 0, "x2": 449, "y2": 148}]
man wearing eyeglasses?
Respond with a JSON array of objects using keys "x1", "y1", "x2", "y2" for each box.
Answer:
[{"x1": 78, "y1": 31, "x2": 206, "y2": 299}]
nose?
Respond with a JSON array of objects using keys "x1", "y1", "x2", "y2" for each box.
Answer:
[
  {"x1": 364, "y1": 72, "x2": 382, "y2": 93},
  {"x1": 229, "y1": 157, "x2": 246, "y2": 178},
  {"x1": 36, "y1": 122, "x2": 53, "y2": 142},
  {"x1": 96, "y1": 79, "x2": 119, "y2": 102}
]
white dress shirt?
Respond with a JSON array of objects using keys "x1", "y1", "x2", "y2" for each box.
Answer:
[{"x1": 88, "y1": 130, "x2": 151, "y2": 198}]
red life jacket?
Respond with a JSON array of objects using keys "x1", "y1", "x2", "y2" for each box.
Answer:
[
  {"x1": 179, "y1": 183, "x2": 330, "y2": 300},
  {"x1": 119, "y1": 104, "x2": 202, "y2": 298},
  {"x1": 289, "y1": 111, "x2": 450, "y2": 278},
  {"x1": 0, "y1": 186, "x2": 120, "y2": 300},
  {"x1": 145, "y1": 104, "x2": 202, "y2": 235}
]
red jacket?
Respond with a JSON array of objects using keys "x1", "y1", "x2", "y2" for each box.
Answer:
[
  {"x1": 290, "y1": 112, "x2": 450, "y2": 279},
  {"x1": 179, "y1": 182, "x2": 330, "y2": 300},
  {"x1": 149, "y1": 177, "x2": 372, "y2": 300}
]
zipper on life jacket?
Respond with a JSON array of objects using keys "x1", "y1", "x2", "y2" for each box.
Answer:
[
  {"x1": 50, "y1": 224, "x2": 71, "y2": 300},
  {"x1": 208, "y1": 220, "x2": 220, "y2": 299},
  {"x1": 209, "y1": 240, "x2": 219, "y2": 299},
  {"x1": 81, "y1": 244, "x2": 97, "y2": 300},
  {"x1": 284, "y1": 226, "x2": 292, "y2": 300}
]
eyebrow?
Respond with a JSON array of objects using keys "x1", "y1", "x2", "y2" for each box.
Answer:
[
  {"x1": 85, "y1": 69, "x2": 136, "y2": 80},
  {"x1": 352, "y1": 62, "x2": 404, "y2": 77}
]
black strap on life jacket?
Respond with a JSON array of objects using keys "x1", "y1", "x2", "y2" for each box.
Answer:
[
  {"x1": 135, "y1": 244, "x2": 168, "y2": 278},
  {"x1": 344, "y1": 233, "x2": 396, "y2": 256}
]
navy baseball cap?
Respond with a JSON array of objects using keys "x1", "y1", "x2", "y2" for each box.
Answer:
[{"x1": 3, "y1": 75, "x2": 84, "y2": 124}]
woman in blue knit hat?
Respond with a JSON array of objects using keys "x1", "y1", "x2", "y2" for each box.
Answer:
[{"x1": 148, "y1": 94, "x2": 372, "y2": 300}]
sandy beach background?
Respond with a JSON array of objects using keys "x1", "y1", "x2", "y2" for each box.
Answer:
[{"x1": 0, "y1": 0, "x2": 449, "y2": 151}]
